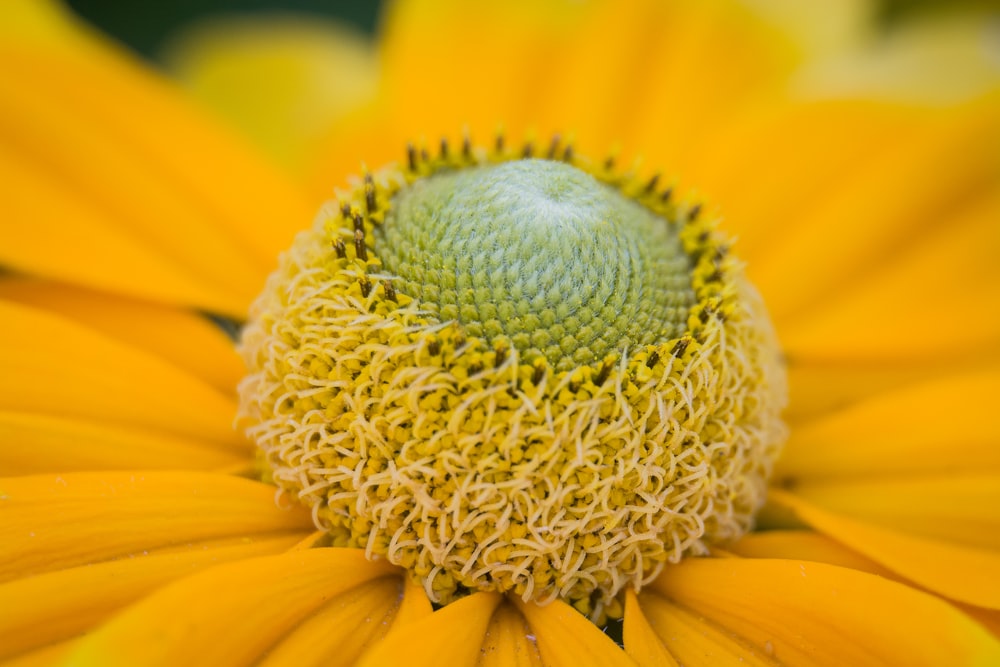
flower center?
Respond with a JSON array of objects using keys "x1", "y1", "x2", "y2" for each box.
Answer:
[
  {"x1": 238, "y1": 138, "x2": 787, "y2": 624},
  {"x1": 375, "y1": 159, "x2": 694, "y2": 372}
]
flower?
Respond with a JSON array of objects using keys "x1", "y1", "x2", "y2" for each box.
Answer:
[{"x1": 1, "y1": 1, "x2": 999, "y2": 666}]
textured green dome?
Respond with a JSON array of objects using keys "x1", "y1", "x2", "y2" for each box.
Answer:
[{"x1": 375, "y1": 159, "x2": 695, "y2": 370}]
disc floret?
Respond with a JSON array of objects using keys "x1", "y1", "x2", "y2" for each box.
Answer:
[{"x1": 239, "y1": 136, "x2": 786, "y2": 622}]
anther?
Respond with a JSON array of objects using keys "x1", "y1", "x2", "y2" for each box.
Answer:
[
  {"x1": 594, "y1": 357, "x2": 615, "y2": 385},
  {"x1": 352, "y1": 213, "x2": 365, "y2": 233},
  {"x1": 522, "y1": 142, "x2": 534, "y2": 158},
  {"x1": 645, "y1": 350, "x2": 660, "y2": 369},
  {"x1": 688, "y1": 204, "x2": 702, "y2": 222},
  {"x1": 420, "y1": 147, "x2": 430, "y2": 163},
  {"x1": 495, "y1": 133, "x2": 505, "y2": 154},
  {"x1": 383, "y1": 280, "x2": 398, "y2": 302},
  {"x1": 440, "y1": 137, "x2": 449, "y2": 160},
  {"x1": 406, "y1": 143, "x2": 418, "y2": 171},
  {"x1": 660, "y1": 187, "x2": 673, "y2": 204},
  {"x1": 354, "y1": 229, "x2": 368, "y2": 261},
  {"x1": 531, "y1": 362, "x2": 546, "y2": 385},
  {"x1": 359, "y1": 276, "x2": 372, "y2": 298},
  {"x1": 671, "y1": 338, "x2": 691, "y2": 358},
  {"x1": 427, "y1": 338, "x2": 441, "y2": 357},
  {"x1": 563, "y1": 145, "x2": 574, "y2": 162},
  {"x1": 462, "y1": 134, "x2": 472, "y2": 160},
  {"x1": 645, "y1": 173, "x2": 660, "y2": 195},
  {"x1": 365, "y1": 174, "x2": 376, "y2": 214},
  {"x1": 332, "y1": 238, "x2": 347, "y2": 259},
  {"x1": 547, "y1": 134, "x2": 561, "y2": 160},
  {"x1": 604, "y1": 155, "x2": 615, "y2": 171},
  {"x1": 341, "y1": 202, "x2": 352, "y2": 219},
  {"x1": 495, "y1": 344, "x2": 508, "y2": 368}
]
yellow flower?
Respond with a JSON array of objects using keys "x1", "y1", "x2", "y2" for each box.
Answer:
[{"x1": 1, "y1": 1, "x2": 999, "y2": 666}]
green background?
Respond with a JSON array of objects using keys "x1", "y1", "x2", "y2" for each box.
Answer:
[{"x1": 66, "y1": 0, "x2": 998, "y2": 60}]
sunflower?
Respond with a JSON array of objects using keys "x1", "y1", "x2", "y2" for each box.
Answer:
[{"x1": 2, "y1": 0, "x2": 999, "y2": 665}]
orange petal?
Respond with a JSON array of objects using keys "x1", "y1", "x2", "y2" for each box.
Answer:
[
  {"x1": 780, "y1": 191, "x2": 1000, "y2": 362},
  {"x1": 0, "y1": 299, "x2": 245, "y2": 448},
  {"x1": 779, "y1": 369, "x2": 1000, "y2": 480},
  {"x1": 357, "y1": 592, "x2": 503, "y2": 667},
  {"x1": 0, "y1": 2, "x2": 314, "y2": 317},
  {"x1": 623, "y1": 590, "x2": 680, "y2": 667},
  {"x1": 474, "y1": 602, "x2": 545, "y2": 667},
  {"x1": 0, "y1": 411, "x2": 243, "y2": 475},
  {"x1": 0, "y1": 533, "x2": 302, "y2": 659},
  {"x1": 256, "y1": 575, "x2": 414, "y2": 667},
  {"x1": 752, "y1": 96, "x2": 1000, "y2": 321},
  {"x1": 376, "y1": 0, "x2": 585, "y2": 145},
  {"x1": 0, "y1": 278, "x2": 243, "y2": 395},
  {"x1": 65, "y1": 548, "x2": 396, "y2": 666},
  {"x1": 783, "y1": 474, "x2": 1000, "y2": 551},
  {"x1": 647, "y1": 556, "x2": 1000, "y2": 666},
  {"x1": 0, "y1": 638, "x2": 76, "y2": 667},
  {"x1": 633, "y1": 591, "x2": 777, "y2": 666},
  {"x1": 784, "y1": 349, "x2": 1000, "y2": 422},
  {"x1": 0, "y1": 471, "x2": 312, "y2": 582},
  {"x1": 514, "y1": 597, "x2": 637, "y2": 666},
  {"x1": 687, "y1": 99, "x2": 924, "y2": 264},
  {"x1": 727, "y1": 530, "x2": 893, "y2": 577},
  {"x1": 769, "y1": 489, "x2": 1000, "y2": 609},
  {"x1": 731, "y1": 531, "x2": 1000, "y2": 641}
]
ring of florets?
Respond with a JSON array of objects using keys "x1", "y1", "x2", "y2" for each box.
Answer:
[{"x1": 238, "y1": 134, "x2": 786, "y2": 623}]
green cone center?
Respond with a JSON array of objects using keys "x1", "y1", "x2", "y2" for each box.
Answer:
[{"x1": 376, "y1": 159, "x2": 695, "y2": 370}]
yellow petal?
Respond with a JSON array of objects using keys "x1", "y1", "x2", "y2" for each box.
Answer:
[
  {"x1": 0, "y1": 411, "x2": 243, "y2": 475},
  {"x1": 785, "y1": 349, "x2": 1000, "y2": 422},
  {"x1": 0, "y1": 638, "x2": 76, "y2": 667},
  {"x1": 780, "y1": 191, "x2": 1000, "y2": 362},
  {"x1": 683, "y1": 99, "x2": 921, "y2": 264},
  {"x1": 623, "y1": 590, "x2": 680, "y2": 667},
  {"x1": 648, "y1": 557, "x2": 1000, "y2": 666},
  {"x1": 0, "y1": 533, "x2": 301, "y2": 659},
  {"x1": 752, "y1": 96, "x2": 1000, "y2": 321},
  {"x1": 799, "y1": 11, "x2": 1000, "y2": 105},
  {"x1": 728, "y1": 530, "x2": 892, "y2": 577},
  {"x1": 376, "y1": 0, "x2": 584, "y2": 144},
  {"x1": 64, "y1": 549, "x2": 396, "y2": 667},
  {"x1": 357, "y1": 592, "x2": 503, "y2": 667},
  {"x1": 310, "y1": 0, "x2": 802, "y2": 194},
  {"x1": 0, "y1": 299, "x2": 244, "y2": 448},
  {"x1": 786, "y1": 474, "x2": 1000, "y2": 551},
  {"x1": 0, "y1": 2, "x2": 313, "y2": 317},
  {"x1": 0, "y1": 0, "x2": 88, "y2": 51},
  {"x1": 779, "y1": 369, "x2": 1000, "y2": 479},
  {"x1": 0, "y1": 471, "x2": 312, "y2": 582},
  {"x1": 394, "y1": 575, "x2": 434, "y2": 626},
  {"x1": 164, "y1": 15, "x2": 377, "y2": 175},
  {"x1": 0, "y1": 279, "x2": 243, "y2": 395},
  {"x1": 732, "y1": 532, "x2": 1000, "y2": 641},
  {"x1": 634, "y1": 591, "x2": 777, "y2": 666},
  {"x1": 256, "y1": 575, "x2": 411, "y2": 667},
  {"x1": 477, "y1": 602, "x2": 544, "y2": 667},
  {"x1": 738, "y1": 0, "x2": 873, "y2": 59},
  {"x1": 769, "y1": 489, "x2": 1000, "y2": 609},
  {"x1": 514, "y1": 597, "x2": 637, "y2": 667},
  {"x1": 606, "y1": 0, "x2": 798, "y2": 170}
]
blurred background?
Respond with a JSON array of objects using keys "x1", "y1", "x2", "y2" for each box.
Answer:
[{"x1": 66, "y1": 0, "x2": 999, "y2": 59}]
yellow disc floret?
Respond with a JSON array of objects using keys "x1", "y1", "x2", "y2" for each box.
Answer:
[{"x1": 239, "y1": 137, "x2": 786, "y2": 622}]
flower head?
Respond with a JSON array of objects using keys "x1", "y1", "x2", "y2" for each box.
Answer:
[{"x1": 240, "y1": 146, "x2": 785, "y2": 620}]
